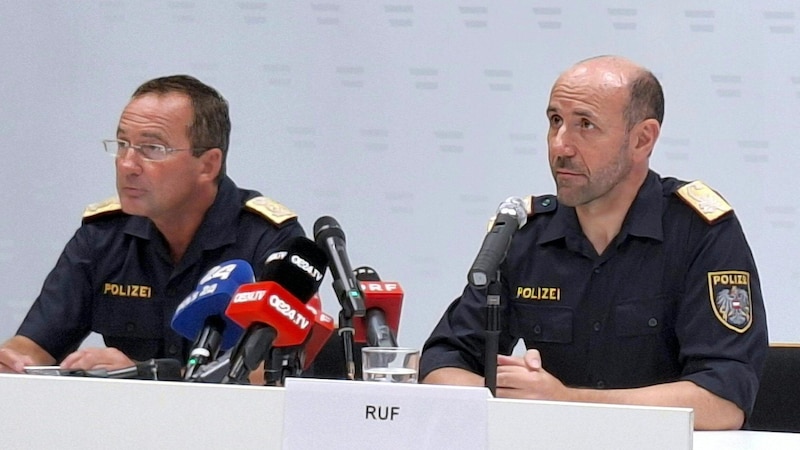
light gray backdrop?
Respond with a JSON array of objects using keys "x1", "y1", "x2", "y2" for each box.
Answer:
[{"x1": 1, "y1": 1, "x2": 798, "y2": 353}]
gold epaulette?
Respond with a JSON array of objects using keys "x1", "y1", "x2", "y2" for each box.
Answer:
[
  {"x1": 676, "y1": 180, "x2": 733, "y2": 224},
  {"x1": 245, "y1": 196, "x2": 297, "y2": 226},
  {"x1": 82, "y1": 196, "x2": 123, "y2": 222}
]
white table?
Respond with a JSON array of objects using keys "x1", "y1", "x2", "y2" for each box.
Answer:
[{"x1": 0, "y1": 374, "x2": 797, "y2": 449}]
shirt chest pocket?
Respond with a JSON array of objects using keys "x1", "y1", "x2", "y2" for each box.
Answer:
[
  {"x1": 508, "y1": 303, "x2": 574, "y2": 344},
  {"x1": 92, "y1": 297, "x2": 164, "y2": 339},
  {"x1": 614, "y1": 296, "x2": 671, "y2": 337}
]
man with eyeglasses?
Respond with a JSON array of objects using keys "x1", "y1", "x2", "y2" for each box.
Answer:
[{"x1": 0, "y1": 75, "x2": 304, "y2": 375}]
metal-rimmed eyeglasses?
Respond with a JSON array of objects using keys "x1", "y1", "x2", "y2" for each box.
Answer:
[{"x1": 103, "y1": 139, "x2": 210, "y2": 162}]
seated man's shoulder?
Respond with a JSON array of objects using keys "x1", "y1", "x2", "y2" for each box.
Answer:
[
  {"x1": 244, "y1": 196, "x2": 298, "y2": 228},
  {"x1": 669, "y1": 179, "x2": 734, "y2": 225},
  {"x1": 82, "y1": 196, "x2": 125, "y2": 224},
  {"x1": 526, "y1": 194, "x2": 558, "y2": 216},
  {"x1": 485, "y1": 194, "x2": 557, "y2": 231}
]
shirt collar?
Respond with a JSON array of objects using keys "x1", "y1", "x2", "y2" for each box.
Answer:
[
  {"x1": 123, "y1": 176, "x2": 242, "y2": 251},
  {"x1": 538, "y1": 203, "x2": 577, "y2": 244},
  {"x1": 537, "y1": 170, "x2": 664, "y2": 244},
  {"x1": 622, "y1": 170, "x2": 664, "y2": 241},
  {"x1": 192, "y1": 175, "x2": 242, "y2": 250}
]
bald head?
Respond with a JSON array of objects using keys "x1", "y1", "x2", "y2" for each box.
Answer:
[{"x1": 555, "y1": 56, "x2": 664, "y2": 130}]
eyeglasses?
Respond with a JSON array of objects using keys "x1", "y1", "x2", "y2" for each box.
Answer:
[{"x1": 102, "y1": 139, "x2": 209, "y2": 162}]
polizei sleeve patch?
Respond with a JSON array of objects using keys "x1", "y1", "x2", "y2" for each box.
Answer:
[
  {"x1": 676, "y1": 180, "x2": 732, "y2": 224},
  {"x1": 245, "y1": 196, "x2": 297, "y2": 226},
  {"x1": 708, "y1": 270, "x2": 752, "y2": 333}
]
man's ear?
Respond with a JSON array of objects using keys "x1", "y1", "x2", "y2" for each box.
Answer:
[
  {"x1": 631, "y1": 118, "x2": 660, "y2": 159},
  {"x1": 198, "y1": 148, "x2": 223, "y2": 181}
]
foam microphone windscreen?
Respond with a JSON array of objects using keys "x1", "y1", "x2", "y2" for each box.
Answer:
[
  {"x1": 260, "y1": 236, "x2": 328, "y2": 301},
  {"x1": 171, "y1": 260, "x2": 254, "y2": 350}
]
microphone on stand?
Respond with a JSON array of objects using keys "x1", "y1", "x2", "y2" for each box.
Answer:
[
  {"x1": 190, "y1": 351, "x2": 232, "y2": 383},
  {"x1": 171, "y1": 260, "x2": 253, "y2": 381},
  {"x1": 299, "y1": 294, "x2": 337, "y2": 373},
  {"x1": 313, "y1": 216, "x2": 366, "y2": 380},
  {"x1": 105, "y1": 358, "x2": 183, "y2": 381},
  {"x1": 221, "y1": 237, "x2": 328, "y2": 384},
  {"x1": 467, "y1": 197, "x2": 527, "y2": 288},
  {"x1": 353, "y1": 266, "x2": 404, "y2": 348},
  {"x1": 467, "y1": 197, "x2": 527, "y2": 396},
  {"x1": 262, "y1": 293, "x2": 338, "y2": 385},
  {"x1": 59, "y1": 359, "x2": 184, "y2": 381}
]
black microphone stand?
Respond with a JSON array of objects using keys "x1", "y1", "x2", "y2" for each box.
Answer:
[
  {"x1": 329, "y1": 273, "x2": 365, "y2": 381},
  {"x1": 221, "y1": 325, "x2": 277, "y2": 385},
  {"x1": 484, "y1": 270, "x2": 502, "y2": 397},
  {"x1": 264, "y1": 347, "x2": 302, "y2": 386},
  {"x1": 338, "y1": 308, "x2": 357, "y2": 380}
]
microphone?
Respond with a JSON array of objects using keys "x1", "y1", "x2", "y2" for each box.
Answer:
[
  {"x1": 105, "y1": 358, "x2": 183, "y2": 381},
  {"x1": 313, "y1": 216, "x2": 366, "y2": 380},
  {"x1": 313, "y1": 216, "x2": 366, "y2": 318},
  {"x1": 300, "y1": 295, "x2": 336, "y2": 371},
  {"x1": 353, "y1": 266, "x2": 404, "y2": 347},
  {"x1": 171, "y1": 260, "x2": 253, "y2": 381},
  {"x1": 190, "y1": 351, "x2": 232, "y2": 383},
  {"x1": 222, "y1": 237, "x2": 328, "y2": 384},
  {"x1": 467, "y1": 197, "x2": 527, "y2": 288},
  {"x1": 68, "y1": 359, "x2": 184, "y2": 381},
  {"x1": 468, "y1": 197, "x2": 527, "y2": 396},
  {"x1": 264, "y1": 295, "x2": 336, "y2": 385}
]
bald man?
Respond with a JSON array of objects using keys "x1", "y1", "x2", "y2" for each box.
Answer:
[{"x1": 419, "y1": 56, "x2": 768, "y2": 430}]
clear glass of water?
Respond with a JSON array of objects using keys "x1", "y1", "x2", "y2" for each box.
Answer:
[{"x1": 361, "y1": 347, "x2": 420, "y2": 383}]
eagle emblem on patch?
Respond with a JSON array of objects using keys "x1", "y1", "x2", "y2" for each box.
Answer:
[{"x1": 707, "y1": 271, "x2": 752, "y2": 333}]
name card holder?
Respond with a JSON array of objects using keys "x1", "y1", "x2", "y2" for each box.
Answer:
[{"x1": 283, "y1": 378, "x2": 490, "y2": 450}]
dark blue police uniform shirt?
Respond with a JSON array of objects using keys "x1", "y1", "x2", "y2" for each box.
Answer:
[
  {"x1": 17, "y1": 176, "x2": 305, "y2": 363},
  {"x1": 420, "y1": 170, "x2": 768, "y2": 416}
]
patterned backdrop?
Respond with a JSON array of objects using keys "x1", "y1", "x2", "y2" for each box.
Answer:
[{"x1": 1, "y1": 1, "x2": 798, "y2": 350}]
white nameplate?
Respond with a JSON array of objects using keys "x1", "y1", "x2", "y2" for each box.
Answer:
[{"x1": 283, "y1": 378, "x2": 490, "y2": 450}]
